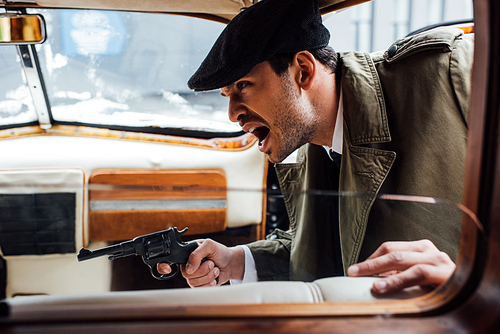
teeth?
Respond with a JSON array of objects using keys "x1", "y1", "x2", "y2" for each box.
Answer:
[{"x1": 248, "y1": 127, "x2": 256, "y2": 133}]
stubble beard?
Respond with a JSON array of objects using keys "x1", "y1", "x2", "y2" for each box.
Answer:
[{"x1": 268, "y1": 74, "x2": 320, "y2": 163}]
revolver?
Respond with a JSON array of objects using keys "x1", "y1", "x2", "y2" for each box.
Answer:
[{"x1": 77, "y1": 227, "x2": 198, "y2": 280}]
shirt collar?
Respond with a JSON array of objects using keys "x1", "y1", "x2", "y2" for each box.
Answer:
[{"x1": 323, "y1": 89, "x2": 343, "y2": 157}]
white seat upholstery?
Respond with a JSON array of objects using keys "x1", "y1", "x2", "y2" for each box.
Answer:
[{"x1": 7, "y1": 277, "x2": 428, "y2": 315}]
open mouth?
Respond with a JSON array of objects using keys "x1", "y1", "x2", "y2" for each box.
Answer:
[{"x1": 250, "y1": 126, "x2": 270, "y2": 146}]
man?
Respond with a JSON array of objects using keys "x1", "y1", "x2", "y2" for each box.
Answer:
[{"x1": 159, "y1": 0, "x2": 472, "y2": 295}]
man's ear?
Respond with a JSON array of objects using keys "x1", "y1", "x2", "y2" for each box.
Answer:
[{"x1": 292, "y1": 51, "x2": 316, "y2": 91}]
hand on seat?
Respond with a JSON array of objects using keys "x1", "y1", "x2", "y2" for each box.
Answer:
[
  {"x1": 347, "y1": 239, "x2": 456, "y2": 294},
  {"x1": 157, "y1": 239, "x2": 245, "y2": 288}
]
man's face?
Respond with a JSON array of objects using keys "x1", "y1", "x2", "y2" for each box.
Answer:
[{"x1": 220, "y1": 61, "x2": 320, "y2": 163}]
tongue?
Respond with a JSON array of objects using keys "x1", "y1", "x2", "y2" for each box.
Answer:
[{"x1": 253, "y1": 126, "x2": 270, "y2": 144}]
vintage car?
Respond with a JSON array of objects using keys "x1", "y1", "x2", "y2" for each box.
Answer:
[{"x1": 0, "y1": 0, "x2": 499, "y2": 333}]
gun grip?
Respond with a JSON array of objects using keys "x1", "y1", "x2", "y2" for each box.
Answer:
[{"x1": 150, "y1": 263, "x2": 179, "y2": 280}]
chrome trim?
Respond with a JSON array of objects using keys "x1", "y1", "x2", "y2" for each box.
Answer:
[
  {"x1": 90, "y1": 199, "x2": 227, "y2": 211},
  {"x1": 17, "y1": 44, "x2": 52, "y2": 129}
]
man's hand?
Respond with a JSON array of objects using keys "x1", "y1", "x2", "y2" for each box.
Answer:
[
  {"x1": 157, "y1": 239, "x2": 245, "y2": 288},
  {"x1": 347, "y1": 239, "x2": 456, "y2": 294}
]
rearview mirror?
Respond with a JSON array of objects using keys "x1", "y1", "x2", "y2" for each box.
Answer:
[{"x1": 0, "y1": 14, "x2": 46, "y2": 44}]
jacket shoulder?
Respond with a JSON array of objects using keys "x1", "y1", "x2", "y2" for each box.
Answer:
[{"x1": 372, "y1": 28, "x2": 472, "y2": 64}]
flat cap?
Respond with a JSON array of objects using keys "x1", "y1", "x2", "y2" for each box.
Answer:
[{"x1": 188, "y1": 0, "x2": 330, "y2": 92}]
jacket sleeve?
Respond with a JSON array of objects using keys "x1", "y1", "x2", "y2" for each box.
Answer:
[
  {"x1": 246, "y1": 228, "x2": 292, "y2": 281},
  {"x1": 449, "y1": 32, "x2": 474, "y2": 125}
]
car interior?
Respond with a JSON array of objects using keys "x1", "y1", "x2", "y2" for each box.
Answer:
[{"x1": 1, "y1": 0, "x2": 500, "y2": 333}]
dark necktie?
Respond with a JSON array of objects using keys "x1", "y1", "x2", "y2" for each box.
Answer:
[
  {"x1": 329, "y1": 149, "x2": 342, "y2": 170},
  {"x1": 326, "y1": 149, "x2": 343, "y2": 276}
]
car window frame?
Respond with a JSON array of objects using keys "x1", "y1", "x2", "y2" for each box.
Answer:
[{"x1": 1, "y1": 0, "x2": 499, "y2": 332}]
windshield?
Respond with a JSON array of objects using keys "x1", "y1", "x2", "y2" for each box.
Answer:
[
  {"x1": 27, "y1": 9, "x2": 240, "y2": 135},
  {"x1": 0, "y1": 46, "x2": 37, "y2": 127}
]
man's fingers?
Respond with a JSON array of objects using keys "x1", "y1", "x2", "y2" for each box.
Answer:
[
  {"x1": 190, "y1": 280, "x2": 218, "y2": 288},
  {"x1": 182, "y1": 261, "x2": 221, "y2": 288},
  {"x1": 367, "y1": 239, "x2": 439, "y2": 260},
  {"x1": 186, "y1": 268, "x2": 220, "y2": 288},
  {"x1": 180, "y1": 260, "x2": 215, "y2": 279},
  {"x1": 175, "y1": 238, "x2": 235, "y2": 288},
  {"x1": 348, "y1": 250, "x2": 453, "y2": 277},
  {"x1": 371, "y1": 263, "x2": 454, "y2": 294},
  {"x1": 184, "y1": 239, "x2": 211, "y2": 274},
  {"x1": 157, "y1": 263, "x2": 172, "y2": 275},
  {"x1": 348, "y1": 239, "x2": 456, "y2": 294}
]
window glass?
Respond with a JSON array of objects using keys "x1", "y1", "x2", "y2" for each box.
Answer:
[
  {"x1": 427, "y1": 0, "x2": 445, "y2": 24},
  {"x1": 350, "y1": 1, "x2": 373, "y2": 51},
  {"x1": 393, "y1": 0, "x2": 411, "y2": 41},
  {"x1": 29, "y1": 9, "x2": 239, "y2": 134},
  {"x1": 0, "y1": 184, "x2": 479, "y2": 302},
  {"x1": 0, "y1": 46, "x2": 37, "y2": 127},
  {"x1": 324, "y1": 0, "x2": 473, "y2": 52},
  {"x1": 0, "y1": 2, "x2": 478, "y2": 313}
]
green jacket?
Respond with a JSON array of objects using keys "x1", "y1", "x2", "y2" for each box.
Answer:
[{"x1": 247, "y1": 28, "x2": 474, "y2": 282}]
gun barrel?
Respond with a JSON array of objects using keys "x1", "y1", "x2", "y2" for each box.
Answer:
[{"x1": 77, "y1": 243, "x2": 129, "y2": 261}]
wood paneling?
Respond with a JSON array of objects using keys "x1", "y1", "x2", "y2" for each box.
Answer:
[
  {"x1": 89, "y1": 169, "x2": 226, "y2": 200},
  {"x1": 89, "y1": 209, "x2": 226, "y2": 241},
  {"x1": 88, "y1": 170, "x2": 227, "y2": 241}
]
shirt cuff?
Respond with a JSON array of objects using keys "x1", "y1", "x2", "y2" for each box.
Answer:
[{"x1": 229, "y1": 245, "x2": 258, "y2": 285}]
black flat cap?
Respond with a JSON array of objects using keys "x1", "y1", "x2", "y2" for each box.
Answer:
[{"x1": 188, "y1": 0, "x2": 330, "y2": 92}]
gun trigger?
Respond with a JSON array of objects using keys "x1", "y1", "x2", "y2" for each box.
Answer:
[{"x1": 151, "y1": 263, "x2": 179, "y2": 280}]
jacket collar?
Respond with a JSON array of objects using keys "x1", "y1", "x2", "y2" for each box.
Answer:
[{"x1": 339, "y1": 52, "x2": 391, "y2": 146}]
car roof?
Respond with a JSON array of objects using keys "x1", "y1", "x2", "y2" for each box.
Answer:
[{"x1": 6, "y1": 0, "x2": 371, "y2": 22}]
